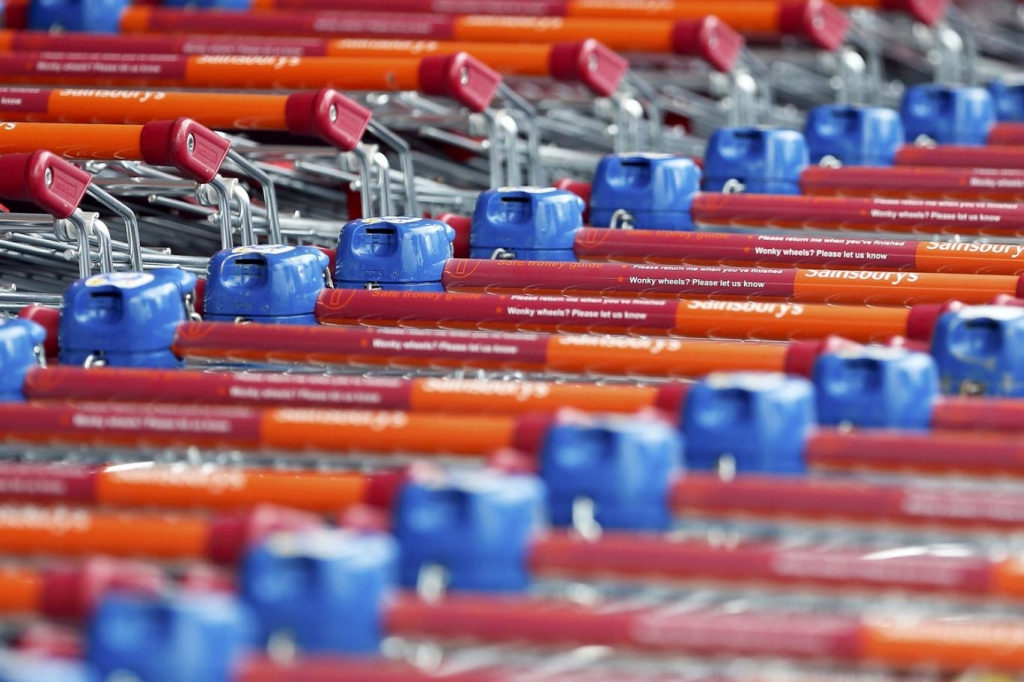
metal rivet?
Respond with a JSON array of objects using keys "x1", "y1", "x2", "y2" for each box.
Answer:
[
  {"x1": 587, "y1": 53, "x2": 599, "y2": 72},
  {"x1": 329, "y1": 103, "x2": 338, "y2": 123},
  {"x1": 186, "y1": 133, "x2": 196, "y2": 154},
  {"x1": 44, "y1": 167, "x2": 53, "y2": 187},
  {"x1": 459, "y1": 66, "x2": 470, "y2": 85}
]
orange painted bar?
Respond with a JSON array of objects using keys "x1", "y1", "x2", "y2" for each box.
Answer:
[
  {"x1": 0, "y1": 122, "x2": 143, "y2": 160},
  {"x1": 260, "y1": 409, "x2": 518, "y2": 456},
  {"x1": 0, "y1": 401, "x2": 518, "y2": 458},
  {"x1": 0, "y1": 506, "x2": 209, "y2": 560},
  {"x1": 4, "y1": 89, "x2": 292, "y2": 130},
  {"x1": 95, "y1": 465, "x2": 370, "y2": 512},
  {"x1": 860, "y1": 617, "x2": 1024, "y2": 671},
  {"x1": 23, "y1": 365, "x2": 667, "y2": 415},
  {"x1": 314, "y1": 288, "x2": 911, "y2": 343},
  {"x1": 0, "y1": 566, "x2": 41, "y2": 614},
  {"x1": 171, "y1": 322, "x2": 792, "y2": 380}
]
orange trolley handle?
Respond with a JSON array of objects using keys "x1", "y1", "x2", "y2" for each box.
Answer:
[{"x1": 0, "y1": 119, "x2": 228, "y2": 184}]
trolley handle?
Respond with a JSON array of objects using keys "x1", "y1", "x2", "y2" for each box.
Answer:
[
  {"x1": 0, "y1": 151, "x2": 90, "y2": 220},
  {"x1": 284, "y1": 88, "x2": 372, "y2": 152},
  {"x1": 418, "y1": 52, "x2": 502, "y2": 113},
  {"x1": 139, "y1": 117, "x2": 231, "y2": 183},
  {"x1": 671, "y1": 17, "x2": 745, "y2": 72},
  {"x1": 0, "y1": 119, "x2": 229, "y2": 184},
  {"x1": 778, "y1": 0, "x2": 850, "y2": 52}
]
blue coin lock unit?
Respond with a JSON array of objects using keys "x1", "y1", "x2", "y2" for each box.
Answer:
[
  {"x1": 241, "y1": 529, "x2": 397, "y2": 655},
  {"x1": 682, "y1": 372, "x2": 815, "y2": 475},
  {"x1": 539, "y1": 415, "x2": 682, "y2": 532},
  {"x1": 335, "y1": 216, "x2": 454, "y2": 290},
  {"x1": 59, "y1": 269, "x2": 197, "y2": 369},
  {"x1": 29, "y1": 0, "x2": 129, "y2": 32},
  {"x1": 988, "y1": 80, "x2": 1024, "y2": 122},
  {"x1": 0, "y1": 320, "x2": 45, "y2": 402},
  {"x1": 703, "y1": 127, "x2": 808, "y2": 195},
  {"x1": 900, "y1": 84, "x2": 996, "y2": 146},
  {"x1": 589, "y1": 154, "x2": 701, "y2": 230},
  {"x1": 204, "y1": 244, "x2": 330, "y2": 325},
  {"x1": 470, "y1": 187, "x2": 584, "y2": 260},
  {"x1": 931, "y1": 305, "x2": 1024, "y2": 397},
  {"x1": 88, "y1": 592, "x2": 254, "y2": 682},
  {"x1": 812, "y1": 345, "x2": 939, "y2": 429},
  {"x1": 804, "y1": 105, "x2": 905, "y2": 167},
  {"x1": 394, "y1": 469, "x2": 546, "y2": 593}
]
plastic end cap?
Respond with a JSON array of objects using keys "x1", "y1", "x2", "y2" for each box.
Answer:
[
  {"x1": 418, "y1": 53, "x2": 502, "y2": 113},
  {"x1": 206, "y1": 505, "x2": 323, "y2": 565},
  {"x1": 778, "y1": 0, "x2": 851, "y2": 52},
  {"x1": 906, "y1": 300, "x2": 966, "y2": 343},
  {"x1": 394, "y1": 468, "x2": 546, "y2": 592},
  {"x1": 881, "y1": 0, "x2": 948, "y2": 26},
  {"x1": 240, "y1": 529, "x2": 396, "y2": 654},
  {"x1": 139, "y1": 118, "x2": 230, "y2": 184},
  {"x1": 285, "y1": 89, "x2": 371, "y2": 152},
  {"x1": 682, "y1": 372, "x2": 815, "y2": 475},
  {"x1": 783, "y1": 336, "x2": 862, "y2": 378},
  {"x1": 540, "y1": 413, "x2": 683, "y2": 531},
  {"x1": 812, "y1": 345, "x2": 939, "y2": 429},
  {"x1": 548, "y1": 39, "x2": 629, "y2": 97},
  {"x1": 671, "y1": 16, "x2": 745, "y2": 73},
  {"x1": 0, "y1": 151, "x2": 90, "y2": 219},
  {"x1": 40, "y1": 558, "x2": 165, "y2": 622},
  {"x1": 436, "y1": 213, "x2": 472, "y2": 259}
]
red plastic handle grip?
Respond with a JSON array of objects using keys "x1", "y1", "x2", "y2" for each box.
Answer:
[
  {"x1": 284, "y1": 88, "x2": 371, "y2": 152},
  {"x1": 548, "y1": 39, "x2": 629, "y2": 97},
  {"x1": 881, "y1": 0, "x2": 947, "y2": 26},
  {"x1": 418, "y1": 52, "x2": 501, "y2": 112},
  {"x1": 139, "y1": 118, "x2": 230, "y2": 184},
  {"x1": 0, "y1": 151, "x2": 90, "y2": 219},
  {"x1": 779, "y1": 0, "x2": 851, "y2": 51},
  {"x1": 672, "y1": 16, "x2": 745, "y2": 72}
]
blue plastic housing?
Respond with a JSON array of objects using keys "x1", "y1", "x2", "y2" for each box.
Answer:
[
  {"x1": 469, "y1": 187, "x2": 584, "y2": 260},
  {"x1": 900, "y1": 84, "x2": 996, "y2": 146},
  {"x1": 813, "y1": 346, "x2": 939, "y2": 429},
  {"x1": 539, "y1": 415, "x2": 683, "y2": 531},
  {"x1": 241, "y1": 529, "x2": 397, "y2": 654},
  {"x1": 335, "y1": 216, "x2": 454, "y2": 290},
  {"x1": 681, "y1": 372, "x2": 815, "y2": 474},
  {"x1": 204, "y1": 244, "x2": 329, "y2": 325},
  {"x1": 931, "y1": 305, "x2": 1024, "y2": 397},
  {"x1": 988, "y1": 80, "x2": 1024, "y2": 122},
  {"x1": 28, "y1": 0, "x2": 127, "y2": 31},
  {"x1": 703, "y1": 127, "x2": 808, "y2": 195},
  {"x1": 0, "y1": 320, "x2": 45, "y2": 401},
  {"x1": 88, "y1": 592, "x2": 253, "y2": 682},
  {"x1": 804, "y1": 105, "x2": 904, "y2": 167},
  {"x1": 59, "y1": 270, "x2": 197, "y2": 368},
  {"x1": 394, "y1": 469, "x2": 546, "y2": 593},
  {"x1": 589, "y1": 153, "x2": 700, "y2": 230}
]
